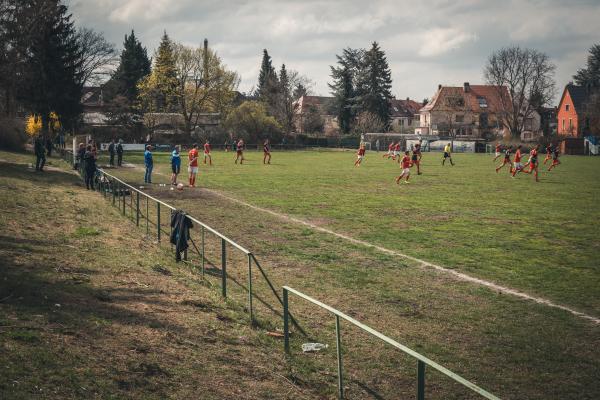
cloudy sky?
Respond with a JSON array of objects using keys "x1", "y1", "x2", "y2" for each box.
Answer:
[{"x1": 68, "y1": 0, "x2": 600, "y2": 104}]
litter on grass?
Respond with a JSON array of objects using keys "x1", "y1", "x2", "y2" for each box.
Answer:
[{"x1": 302, "y1": 343, "x2": 328, "y2": 353}]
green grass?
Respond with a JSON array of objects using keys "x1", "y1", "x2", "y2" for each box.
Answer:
[
  {"x1": 3, "y1": 149, "x2": 600, "y2": 399},
  {"x1": 109, "y1": 149, "x2": 600, "y2": 316}
]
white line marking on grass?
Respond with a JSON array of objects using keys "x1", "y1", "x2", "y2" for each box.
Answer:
[
  {"x1": 128, "y1": 162, "x2": 600, "y2": 324},
  {"x1": 202, "y1": 188, "x2": 600, "y2": 325}
]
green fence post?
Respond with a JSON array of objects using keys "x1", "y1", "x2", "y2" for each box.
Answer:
[
  {"x1": 112, "y1": 181, "x2": 116, "y2": 205},
  {"x1": 283, "y1": 288, "x2": 289, "y2": 353},
  {"x1": 201, "y1": 226, "x2": 205, "y2": 277},
  {"x1": 157, "y1": 203, "x2": 161, "y2": 242},
  {"x1": 121, "y1": 184, "x2": 126, "y2": 216},
  {"x1": 136, "y1": 192, "x2": 140, "y2": 226},
  {"x1": 248, "y1": 254, "x2": 253, "y2": 323},
  {"x1": 221, "y1": 238, "x2": 227, "y2": 298},
  {"x1": 335, "y1": 315, "x2": 344, "y2": 399},
  {"x1": 417, "y1": 360, "x2": 425, "y2": 400}
]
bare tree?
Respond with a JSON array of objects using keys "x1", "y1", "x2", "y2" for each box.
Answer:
[
  {"x1": 75, "y1": 28, "x2": 117, "y2": 87},
  {"x1": 484, "y1": 46, "x2": 555, "y2": 138}
]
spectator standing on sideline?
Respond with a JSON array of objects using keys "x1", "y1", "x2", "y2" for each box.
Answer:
[
  {"x1": 116, "y1": 139, "x2": 124, "y2": 166},
  {"x1": 108, "y1": 139, "x2": 116, "y2": 166},
  {"x1": 375, "y1": 139, "x2": 380, "y2": 152},
  {"x1": 144, "y1": 145, "x2": 153, "y2": 184},
  {"x1": 83, "y1": 145, "x2": 96, "y2": 190},
  {"x1": 171, "y1": 145, "x2": 181, "y2": 185},
  {"x1": 34, "y1": 135, "x2": 46, "y2": 171},
  {"x1": 59, "y1": 132, "x2": 65, "y2": 149},
  {"x1": 76, "y1": 143, "x2": 85, "y2": 172},
  {"x1": 45, "y1": 136, "x2": 53, "y2": 157}
]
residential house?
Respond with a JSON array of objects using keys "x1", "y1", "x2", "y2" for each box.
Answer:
[
  {"x1": 416, "y1": 82, "x2": 540, "y2": 140},
  {"x1": 390, "y1": 98, "x2": 422, "y2": 133},
  {"x1": 293, "y1": 95, "x2": 339, "y2": 136},
  {"x1": 81, "y1": 86, "x2": 108, "y2": 126},
  {"x1": 557, "y1": 83, "x2": 597, "y2": 137}
]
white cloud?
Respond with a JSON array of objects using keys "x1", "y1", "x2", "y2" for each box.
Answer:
[{"x1": 418, "y1": 28, "x2": 478, "y2": 57}]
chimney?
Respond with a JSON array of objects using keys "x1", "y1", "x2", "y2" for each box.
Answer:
[
  {"x1": 438, "y1": 84, "x2": 442, "y2": 91},
  {"x1": 464, "y1": 82, "x2": 470, "y2": 92},
  {"x1": 406, "y1": 97, "x2": 409, "y2": 101}
]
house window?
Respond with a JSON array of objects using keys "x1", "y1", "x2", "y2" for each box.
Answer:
[
  {"x1": 569, "y1": 118, "x2": 573, "y2": 130},
  {"x1": 566, "y1": 104, "x2": 570, "y2": 111},
  {"x1": 455, "y1": 115, "x2": 464, "y2": 123},
  {"x1": 562, "y1": 119, "x2": 565, "y2": 131},
  {"x1": 524, "y1": 118, "x2": 533, "y2": 131},
  {"x1": 477, "y1": 97, "x2": 488, "y2": 108}
]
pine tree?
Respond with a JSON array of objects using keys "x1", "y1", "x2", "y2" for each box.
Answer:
[
  {"x1": 17, "y1": 0, "x2": 82, "y2": 133},
  {"x1": 293, "y1": 83, "x2": 308, "y2": 100},
  {"x1": 329, "y1": 48, "x2": 363, "y2": 134},
  {"x1": 153, "y1": 31, "x2": 178, "y2": 112},
  {"x1": 574, "y1": 44, "x2": 600, "y2": 88},
  {"x1": 106, "y1": 30, "x2": 151, "y2": 102},
  {"x1": 257, "y1": 49, "x2": 276, "y2": 98},
  {"x1": 355, "y1": 42, "x2": 393, "y2": 129}
]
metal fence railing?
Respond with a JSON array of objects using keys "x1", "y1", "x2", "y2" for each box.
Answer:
[
  {"x1": 283, "y1": 286, "x2": 501, "y2": 400},
  {"x1": 55, "y1": 146, "x2": 500, "y2": 400}
]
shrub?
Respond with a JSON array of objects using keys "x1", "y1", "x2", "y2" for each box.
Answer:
[{"x1": 0, "y1": 118, "x2": 28, "y2": 151}]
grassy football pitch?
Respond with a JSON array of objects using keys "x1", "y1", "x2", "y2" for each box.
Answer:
[
  {"x1": 2, "y1": 148, "x2": 599, "y2": 399},
  {"x1": 111, "y1": 149, "x2": 600, "y2": 316}
]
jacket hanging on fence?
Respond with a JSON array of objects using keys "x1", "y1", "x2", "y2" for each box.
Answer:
[{"x1": 170, "y1": 210, "x2": 193, "y2": 261}]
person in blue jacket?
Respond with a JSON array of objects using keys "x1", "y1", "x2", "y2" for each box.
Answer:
[
  {"x1": 144, "y1": 145, "x2": 153, "y2": 184},
  {"x1": 170, "y1": 145, "x2": 181, "y2": 185}
]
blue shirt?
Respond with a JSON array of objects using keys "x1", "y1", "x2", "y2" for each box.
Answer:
[
  {"x1": 144, "y1": 150, "x2": 153, "y2": 166},
  {"x1": 171, "y1": 150, "x2": 181, "y2": 167}
]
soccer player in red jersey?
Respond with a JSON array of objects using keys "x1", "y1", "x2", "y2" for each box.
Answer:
[
  {"x1": 203, "y1": 140, "x2": 212, "y2": 165},
  {"x1": 234, "y1": 138, "x2": 245, "y2": 164},
  {"x1": 395, "y1": 151, "x2": 412, "y2": 184},
  {"x1": 548, "y1": 146, "x2": 561, "y2": 171},
  {"x1": 511, "y1": 145, "x2": 524, "y2": 176},
  {"x1": 383, "y1": 142, "x2": 394, "y2": 159},
  {"x1": 188, "y1": 143, "x2": 199, "y2": 187},
  {"x1": 263, "y1": 139, "x2": 271, "y2": 164},
  {"x1": 493, "y1": 142, "x2": 502, "y2": 161},
  {"x1": 354, "y1": 143, "x2": 366, "y2": 167},
  {"x1": 393, "y1": 142, "x2": 401, "y2": 161},
  {"x1": 522, "y1": 144, "x2": 540, "y2": 182},
  {"x1": 495, "y1": 146, "x2": 512, "y2": 173}
]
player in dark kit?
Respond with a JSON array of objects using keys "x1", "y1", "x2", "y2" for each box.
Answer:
[
  {"x1": 411, "y1": 146, "x2": 422, "y2": 175},
  {"x1": 543, "y1": 144, "x2": 554, "y2": 165},
  {"x1": 263, "y1": 139, "x2": 271, "y2": 164},
  {"x1": 547, "y1": 147, "x2": 561, "y2": 171},
  {"x1": 495, "y1": 146, "x2": 512, "y2": 173}
]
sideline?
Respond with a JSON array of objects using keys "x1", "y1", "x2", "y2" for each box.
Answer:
[{"x1": 128, "y1": 162, "x2": 600, "y2": 325}]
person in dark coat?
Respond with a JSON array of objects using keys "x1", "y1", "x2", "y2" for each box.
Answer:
[
  {"x1": 83, "y1": 145, "x2": 97, "y2": 190},
  {"x1": 45, "y1": 136, "x2": 52, "y2": 157},
  {"x1": 116, "y1": 140, "x2": 124, "y2": 166},
  {"x1": 76, "y1": 143, "x2": 86, "y2": 172},
  {"x1": 34, "y1": 135, "x2": 46, "y2": 171},
  {"x1": 108, "y1": 139, "x2": 116, "y2": 166}
]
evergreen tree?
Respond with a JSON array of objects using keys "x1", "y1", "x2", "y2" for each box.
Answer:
[
  {"x1": 17, "y1": 0, "x2": 82, "y2": 133},
  {"x1": 106, "y1": 30, "x2": 151, "y2": 102},
  {"x1": 293, "y1": 83, "x2": 308, "y2": 100},
  {"x1": 329, "y1": 48, "x2": 363, "y2": 134},
  {"x1": 574, "y1": 44, "x2": 600, "y2": 88},
  {"x1": 256, "y1": 49, "x2": 276, "y2": 98},
  {"x1": 153, "y1": 31, "x2": 178, "y2": 112},
  {"x1": 355, "y1": 42, "x2": 393, "y2": 129}
]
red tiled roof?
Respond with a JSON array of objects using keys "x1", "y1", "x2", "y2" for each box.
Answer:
[
  {"x1": 390, "y1": 98, "x2": 423, "y2": 117},
  {"x1": 421, "y1": 84, "x2": 511, "y2": 114}
]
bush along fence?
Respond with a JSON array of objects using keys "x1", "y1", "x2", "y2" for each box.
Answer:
[{"x1": 55, "y1": 147, "x2": 501, "y2": 400}]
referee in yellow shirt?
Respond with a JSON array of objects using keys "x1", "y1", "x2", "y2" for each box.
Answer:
[{"x1": 442, "y1": 143, "x2": 454, "y2": 166}]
